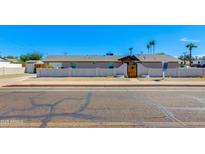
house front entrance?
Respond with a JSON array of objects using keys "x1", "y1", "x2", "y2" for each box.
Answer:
[{"x1": 127, "y1": 64, "x2": 137, "y2": 78}]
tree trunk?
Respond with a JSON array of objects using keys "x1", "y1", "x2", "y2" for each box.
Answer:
[
  {"x1": 153, "y1": 45, "x2": 155, "y2": 55},
  {"x1": 189, "y1": 49, "x2": 192, "y2": 66}
]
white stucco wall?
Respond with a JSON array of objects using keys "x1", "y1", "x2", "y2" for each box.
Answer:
[
  {"x1": 0, "y1": 62, "x2": 22, "y2": 68},
  {"x1": 37, "y1": 64, "x2": 127, "y2": 77},
  {"x1": 49, "y1": 62, "x2": 62, "y2": 68},
  {"x1": 0, "y1": 67, "x2": 25, "y2": 75},
  {"x1": 46, "y1": 61, "x2": 122, "y2": 69},
  {"x1": 137, "y1": 63, "x2": 205, "y2": 77}
]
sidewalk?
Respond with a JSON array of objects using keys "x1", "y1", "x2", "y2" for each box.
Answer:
[{"x1": 3, "y1": 77, "x2": 205, "y2": 87}]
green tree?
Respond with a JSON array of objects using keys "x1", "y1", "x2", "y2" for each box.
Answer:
[
  {"x1": 28, "y1": 53, "x2": 42, "y2": 60},
  {"x1": 20, "y1": 52, "x2": 43, "y2": 62},
  {"x1": 186, "y1": 43, "x2": 197, "y2": 66},
  {"x1": 147, "y1": 40, "x2": 156, "y2": 54},
  {"x1": 5, "y1": 55, "x2": 17, "y2": 59},
  {"x1": 156, "y1": 52, "x2": 166, "y2": 55},
  {"x1": 20, "y1": 54, "x2": 29, "y2": 62},
  {"x1": 178, "y1": 52, "x2": 190, "y2": 65},
  {"x1": 146, "y1": 44, "x2": 151, "y2": 54},
  {"x1": 149, "y1": 40, "x2": 156, "y2": 54}
]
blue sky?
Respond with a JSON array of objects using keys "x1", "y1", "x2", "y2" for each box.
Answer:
[{"x1": 0, "y1": 25, "x2": 204, "y2": 57}]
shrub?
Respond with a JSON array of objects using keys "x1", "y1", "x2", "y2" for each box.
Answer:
[{"x1": 47, "y1": 65, "x2": 54, "y2": 69}]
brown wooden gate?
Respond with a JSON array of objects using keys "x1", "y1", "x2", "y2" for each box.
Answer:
[{"x1": 128, "y1": 64, "x2": 137, "y2": 78}]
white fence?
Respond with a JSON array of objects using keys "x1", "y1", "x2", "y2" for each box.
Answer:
[
  {"x1": 37, "y1": 64, "x2": 127, "y2": 77},
  {"x1": 138, "y1": 63, "x2": 205, "y2": 77},
  {"x1": 0, "y1": 62, "x2": 22, "y2": 68},
  {"x1": 0, "y1": 67, "x2": 25, "y2": 75}
]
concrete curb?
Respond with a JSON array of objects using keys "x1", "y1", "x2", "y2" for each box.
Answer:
[{"x1": 4, "y1": 84, "x2": 205, "y2": 87}]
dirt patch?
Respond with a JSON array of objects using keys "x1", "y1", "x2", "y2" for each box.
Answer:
[
  {"x1": 139, "y1": 77, "x2": 205, "y2": 82},
  {"x1": 28, "y1": 77, "x2": 130, "y2": 81},
  {"x1": 0, "y1": 74, "x2": 26, "y2": 79}
]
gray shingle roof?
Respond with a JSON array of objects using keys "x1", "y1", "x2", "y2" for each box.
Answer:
[
  {"x1": 43, "y1": 56, "x2": 123, "y2": 62},
  {"x1": 136, "y1": 54, "x2": 179, "y2": 62},
  {"x1": 43, "y1": 54, "x2": 179, "y2": 63}
]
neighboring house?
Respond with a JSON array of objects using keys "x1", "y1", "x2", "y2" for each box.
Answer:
[
  {"x1": 0, "y1": 57, "x2": 24, "y2": 75},
  {"x1": 192, "y1": 60, "x2": 205, "y2": 67},
  {"x1": 0, "y1": 57, "x2": 22, "y2": 68},
  {"x1": 178, "y1": 60, "x2": 205, "y2": 67},
  {"x1": 137, "y1": 54, "x2": 179, "y2": 68},
  {"x1": 0, "y1": 57, "x2": 10, "y2": 67},
  {"x1": 26, "y1": 60, "x2": 44, "y2": 73},
  {"x1": 6, "y1": 58, "x2": 19, "y2": 63},
  {"x1": 43, "y1": 55, "x2": 124, "y2": 69}
]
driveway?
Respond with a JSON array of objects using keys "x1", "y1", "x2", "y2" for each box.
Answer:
[{"x1": 0, "y1": 74, "x2": 35, "y2": 87}]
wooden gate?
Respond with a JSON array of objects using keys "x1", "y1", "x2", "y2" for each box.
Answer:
[{"x1": 128, "y1": 64, "x2": 137, "y2": 78}]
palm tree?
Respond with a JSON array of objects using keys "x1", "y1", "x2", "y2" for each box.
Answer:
[
  {"x1": 149, "y1": 40, "x2": 156, "y2": 54},
  {"x1": 129, "y1": 47, "x2": 133, "y2": 56},
  {"x1": 146, "y1": 44, "x2": 151, "y2": 54},
  {"x1": 186, "y1": 43, "x2": 197, "y2": 66}
]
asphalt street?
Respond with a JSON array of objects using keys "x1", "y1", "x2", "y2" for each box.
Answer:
[{"x1": 0, "y1": 86, "x2": 205, "y2": 127}]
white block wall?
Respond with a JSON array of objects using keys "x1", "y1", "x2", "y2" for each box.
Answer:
[
  {"x1": 138, "y1": 63, "x2": 205, "y2": 77},
  {"x1": 0, "y1": 62, "x2": 22, "y2": 68},
  {"x1": 37, "y1": 64, "x2": 127, "y2": 77},
  {"x1": 0, "y1": 67, "x2": 25, "y2": 75}
]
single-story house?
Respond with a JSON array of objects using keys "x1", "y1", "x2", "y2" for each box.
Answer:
[
  {"x1": 0, "y1": 57, "x2": 24, "y2": 75},
  {"x1": 41, "y1": 54, "x2": 178, "y2": 77},
  {"x1": 43, "y1": 55, "x2": 124, "y2": 69},
  {"x1": 0, "y1": 57, "x2": 10, "y2": 67},
  {"x1": 192, "y1": 60, "x2": 205, "y2": 67},
  {"x1": 137, "y1": 54, "x2": 179, "y2": 68},
  {"x1": 0, "y1": 57, "x2": 22, "y2": 68}
]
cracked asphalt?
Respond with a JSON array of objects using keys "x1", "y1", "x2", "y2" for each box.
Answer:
[{"x1": 1, "y1": 87, "x2": 205, "y2": 127}]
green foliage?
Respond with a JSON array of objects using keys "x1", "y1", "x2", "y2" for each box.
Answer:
[
  {"x1": 185, "y1": 43, "x2": 198, "y2": 66},
  {"x1": 156, "y1": 52, "x2": 166, "y2": 55},
  {"x1": 47, "y1": 65, "x2": 54, "y2": 68},
  {"x1": 20, "y1": 55, "x2": 29, "y2": 62},
  {"x1": 147, "y1": 40, "x2": 156, "y2": 54},
  {"x1": 5, "y1": 55, "x2": 17, "y2": 59},
  {"x1": 178, "y1": 54, "x2": 190, "y2": 61},
  {"x1": 186, "y1": 43, "x2": 197, "y2": 50},
  {"x1": 20, "y1": 52, "x2": 43, "y2": 62}
]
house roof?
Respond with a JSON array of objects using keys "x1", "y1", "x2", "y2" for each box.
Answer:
[
  {"x1": 6, "y1": 58, "x2": 18, "y2": 63},
  {"x1": 43, "y1": 54, "x2": 179, "y2": 63},
  {"x1": 43, "y1": 56, "x2": 123, "y2": 62},
  {"x1": 0, "y1": 57, "x2": 9, "y2": 62},
  {"x1": 136, "y1": 54, "x2": 179, "y2": 62},
  {"x1": 27, "y1": 60, "x2": 44, "y2": 64},
  {"x1": 118, "y1": 55, "x2": 139, "y2": 61}
]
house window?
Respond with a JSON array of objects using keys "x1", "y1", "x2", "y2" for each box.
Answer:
[
  {"x1": 70, "y1": 62, "x2": 76, "y2": 68},
  {"x1": 108, "y1": 63, "x2": 114, "y2": 69}
]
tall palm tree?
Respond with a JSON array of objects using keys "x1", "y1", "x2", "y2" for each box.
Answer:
[
  {"x1": 186, "y1": 43, "x2": 197, "y2": 66},
  {"x1": 129, "y1": 47, "x2": 133, "y2": 56},
  {"x1": 149, "y1": 40, "x2": 156, "y2": 54},
  {"x1": 146, "y1": 44, "x2": 151, "y2": 54}
]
